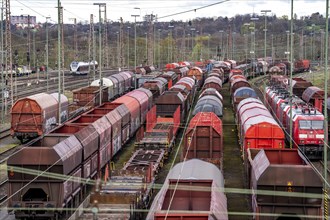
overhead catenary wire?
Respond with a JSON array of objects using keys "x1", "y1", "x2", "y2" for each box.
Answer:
[{"x1": 157, "y1": 0, "x2": 230, "y2": 20}]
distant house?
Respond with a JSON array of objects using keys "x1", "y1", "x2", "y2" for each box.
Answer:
[{"x1": 11, "y1": 15, "x2": 37, "y2": 29}]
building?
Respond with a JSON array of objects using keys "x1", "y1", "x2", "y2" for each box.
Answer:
[{"x1": 11, "y1": 15, "x2": 37, "y2": 29}]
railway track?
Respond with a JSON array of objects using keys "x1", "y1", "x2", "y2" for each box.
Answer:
[
  {"x1": 312, "y1": 160, "x2": 330, "y2": 184},
  {"x1": 0, "y1": 128, "x2": 10, "y2": 140},
  {"x1": 222, "y1": 80, "x2": 251, "y2": 218},
  {"x1": 0, "y1": 70, "x2": 118, "y2": 107}
]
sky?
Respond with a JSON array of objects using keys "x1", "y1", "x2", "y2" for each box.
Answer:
[{"x1": 11, "y1": 0, "x2": 326, "y2": 24}]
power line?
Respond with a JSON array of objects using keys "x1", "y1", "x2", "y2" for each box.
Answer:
[{"x1": 158, "y1": 0, "x2": 230, "y2": 19}]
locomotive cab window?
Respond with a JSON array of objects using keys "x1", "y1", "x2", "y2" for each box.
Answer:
[{"x1": 299, "y1": 120, "x2": 323, "y2": 129}]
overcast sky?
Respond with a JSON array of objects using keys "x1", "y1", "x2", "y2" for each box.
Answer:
[{"x1": 12, "y1": 0, "x2": 326, "y2": 24}]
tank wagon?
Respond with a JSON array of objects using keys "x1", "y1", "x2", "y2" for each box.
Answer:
[
  {"x1": 10, "y1": 93, "x2": 68, "y2": 142},
  {"x1": 146, "y1": 159, "x2": 228, "y2": 220}
]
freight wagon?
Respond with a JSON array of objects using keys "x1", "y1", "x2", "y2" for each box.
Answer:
[
  {"x1": 7, "y1": 81, "x2": 154, "y2": 219},
  {"x1": 246, "y1": 148, "x2": 323, "y2": 220},
  {"x1": 10, "y1": 92, "x2": 68, "y2": 142},
  {"x1": 146, "y1": 159, "x2": 228, "y2": 220}
]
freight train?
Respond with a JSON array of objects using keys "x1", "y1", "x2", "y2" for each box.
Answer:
[
  {"x1": 7, "y1": 85, "x2": 153, "y2": 219},
  {"x1": 79, "y1": 69, "x2": 205, "y2": 219},
  {"x1": 7, "y1": 62, "x2": 207, "y2": 219},
  {"x1": 229, "y1": 69, "x2": 323, "y2": 218},
  {"x1": 265, "y1": 75, "x2": 325, "y2": 159},
  {"x1": 146, "y1": 62, "x2": 227, "y2": 219},
  {"x1": 10, "y1": 71, "x2": 134, "y2": 142}
]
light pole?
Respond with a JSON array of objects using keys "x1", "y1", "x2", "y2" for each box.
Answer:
[
  {"x1": 286, "y1": 30, "x2": 290, "y2": 60},
  {"x1": 320, "y1": 29, "x2": 324, "y2": 66},
  {"x1": 232, "y1": 32, "x2": 236, "y2": 60},
  {"x1": 323, "y1": 1, "x2": 329, "y2": 214},
  {"x1": 158, "y1": 29, "x2": 161, "y2": 68},
  {"x1": 131, "y1": 8, "x2": 140, "y2": 68},
  {"x1": 208, "y1": 34, "x2": 210, "y2": 59},
  {"x1": 190, "y1": 28, "x2": 196, "y2": 53},
  {"x1": 187, "y1": 33, "x2": 190, "y2": 59},
  {"x1": 168, "y1": 25, "x2": 174, "y2": 63},
  {"x1": 127, "y1": 26, "x2": 131, "y2": 70},
  {"x1": 45, "y1": 16, "x2": 50, "y2": 92},
  {"x1": 251, "y1": 17, "x2": 259, "y2": 59},
  {"x1": 116, "y1": 31, "x2": 119, "y2": 67},
  {"x1": 1, "y1": 6, "x2": 4, "y2": 123},
  {"x1": 261, "y1": 10, "x2": 271, "y2": 62},
  {"x1": 57, "y1": 0, "x2": 62, "y2": 125},
  {"x1": 145, "y1": 32, "x2": 147, "y2": 64},
  {"x1": 131, "y1": 7, "x2": 140, "y2": 89},
  {"x1": 311, "y1": 23, "x2": 315, "y2": 61},
  {"x1": 94, "y1": 3, "x2": 106, "y2": 105},
  {"x1": 271, "y1": 34, "x2": 274, "y2": 62},
  {"x1": 69, "y1": 18, "x2": 77, "y2": 60},
  {"x1": 219, "y1": 30, "x2": 223, "y2": 60}
]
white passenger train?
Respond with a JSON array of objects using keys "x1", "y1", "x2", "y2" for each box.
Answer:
[{"x1": 69, "y1": 60, "x2": 98, "y2": 75}]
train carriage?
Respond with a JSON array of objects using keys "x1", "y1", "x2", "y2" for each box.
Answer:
[
  {"x1": 183, "y1": 112, "x2": 223, "y2": 168},
  {"x1": 7, "y1": 134, "x2": 84, "y2": 219},
  {"x1": 199, "y1": 88, "x2": 223, "y2": 103},
  {"x1": 236, "y1": 98, "x2": 285, "y2": 158},
  {"x1": 147, "y1": 159, "x2": 228, "y2": 220},
  {"x1": 247, "y1": 148, "x2": 323, "y2": 220},
  {"x1": 11, "y1": 93, "x2": 69, "y2": 142}
]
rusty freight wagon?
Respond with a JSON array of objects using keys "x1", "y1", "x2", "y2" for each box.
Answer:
[
  {"x1": 247, "y1": 148, "x2": 323, "y2": 220},
  {"x1": 72, "y1": 86, "x2": 108, "y2": 107},
  {"x1": 11, "y1": 92, "x2": 68, "y2": 142},
  {"x1": 142, "y1": 78, "x2": 167, "y2": 101},
  {"x1": 302, "y1": 86, "x2": 324, "y2": 113},
  {"x1": 136, "y1": 105, "x2": 180, "y2": 154},
  {"x1": 7, "y1": 134, "x2": 84, "y2": 219}
]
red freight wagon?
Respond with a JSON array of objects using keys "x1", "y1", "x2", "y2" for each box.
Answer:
[
  {"x1": 237, "y1": 98, "x2": 285, "y2": 157},
  {"x1": 113, "y1": 95, "x2": 141, "y2": 134},
  {"x1": 183, "y1": 112, "x2": 223, "y2": 169},
  {"x1": 72, "y1": 86, "x2": 108, "y2": 107},
  {"x1": 126, "y1": 89, "x2": 150, "y2": 125},
  {"x1": 97, "y1": 103, "x2": 130, "y2": 142}
]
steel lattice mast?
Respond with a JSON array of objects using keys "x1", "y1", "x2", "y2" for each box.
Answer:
[{"x1": 5, "y1": 0, "x2": 12, "y2": 105}]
